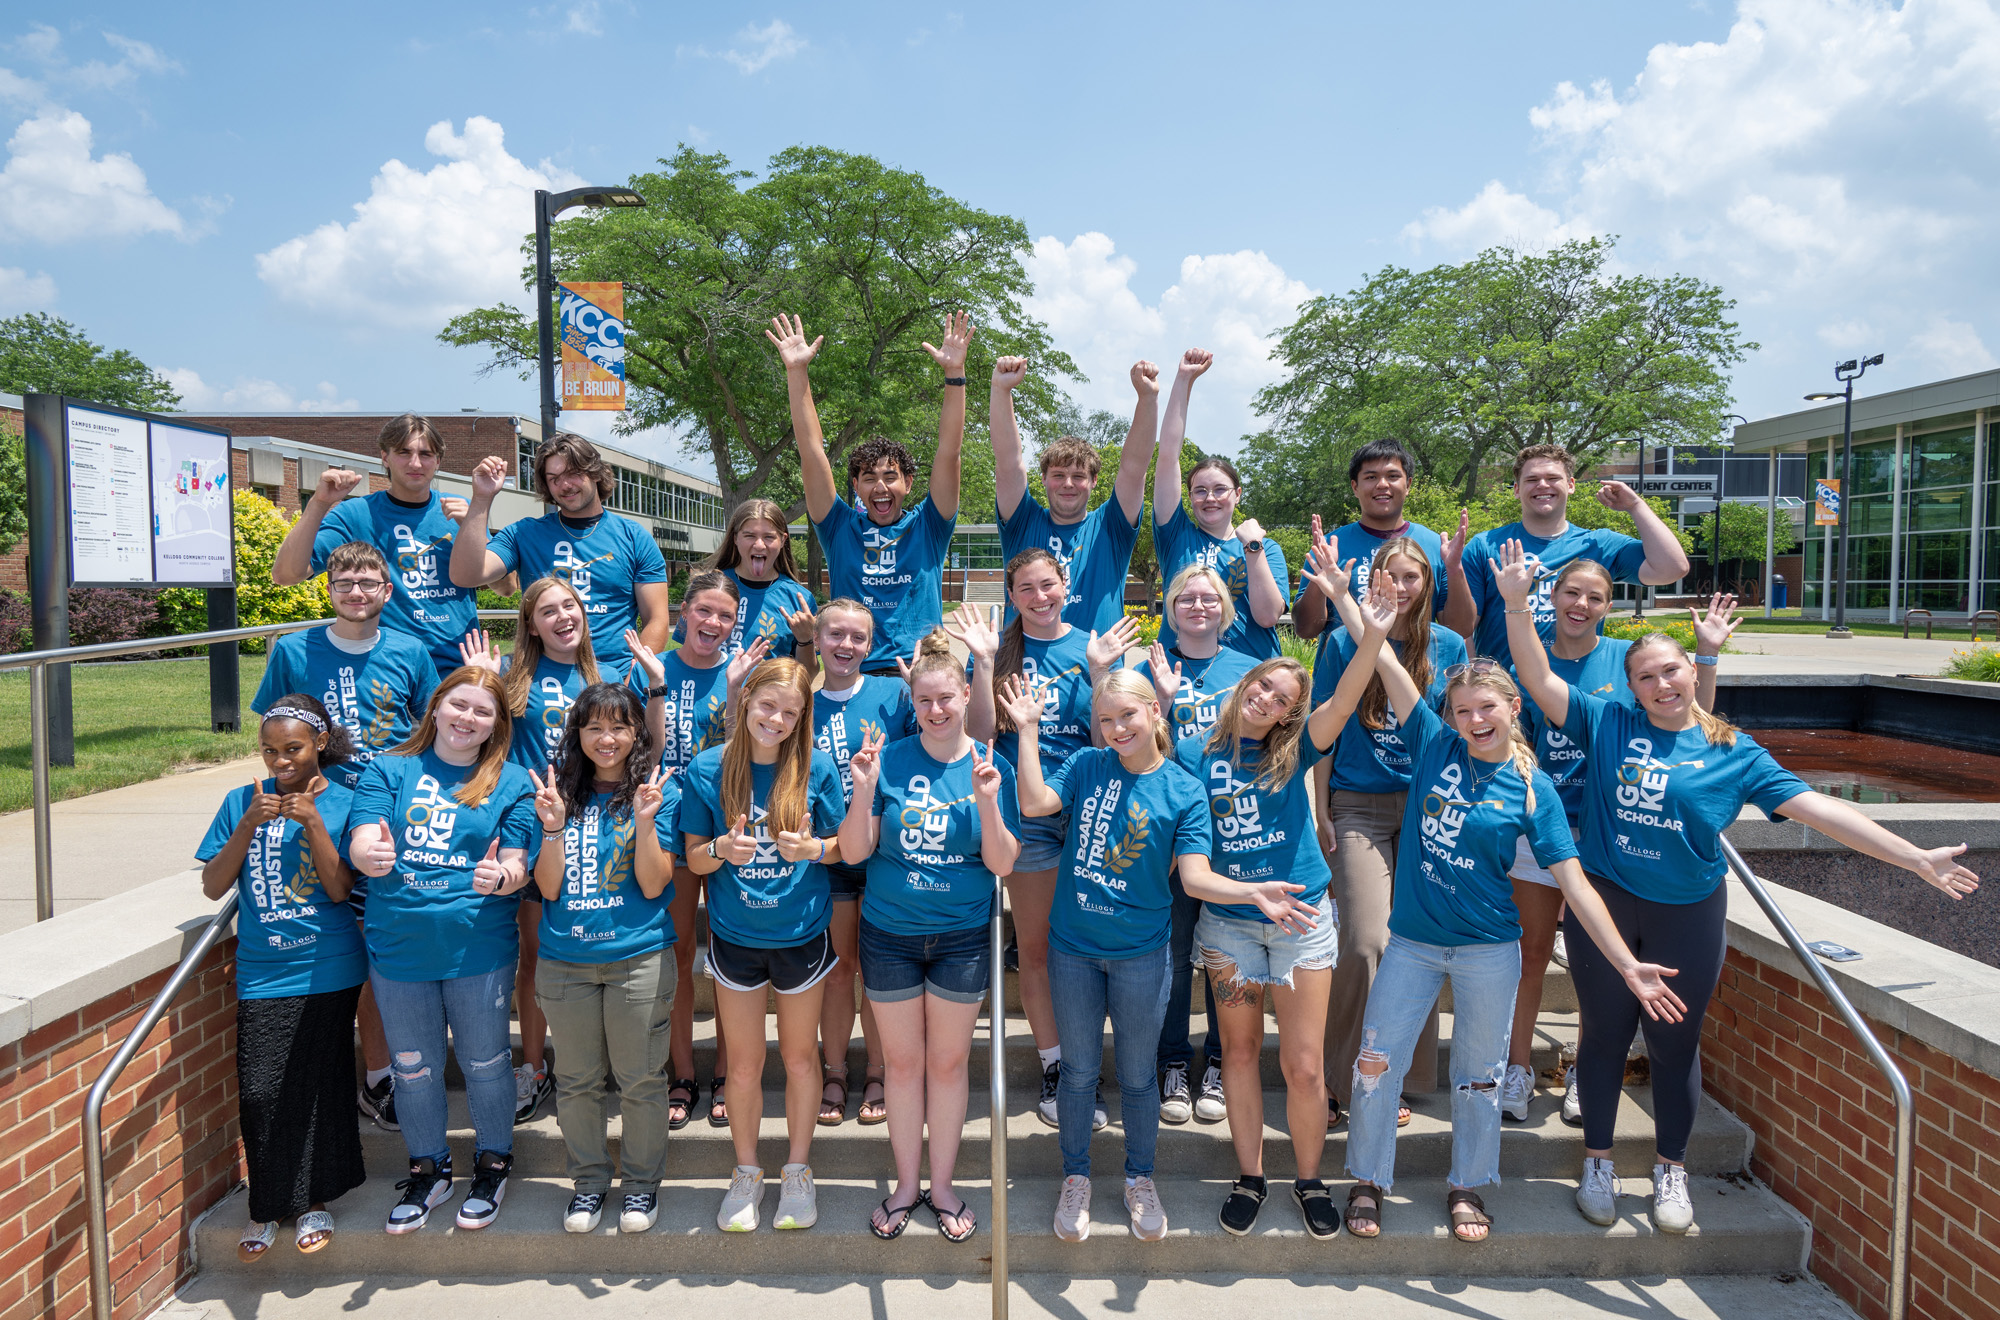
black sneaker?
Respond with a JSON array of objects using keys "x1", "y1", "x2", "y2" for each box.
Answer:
[
  {"x1": 386, "y1": 1155, "x2": 453, "y2": 1233},
  {"x1": 456, "y1": 1149, "x2": 513, "y2": 1229},
  {"x1": 1293, "y1": 1178, "x2": 1342, "y2": 1239},
  {"x1": 359, "y1": 1075, "x2": 399, "y2": 1131},
  {"x1": 1003, "y1": 939, "x2": 1019, "y2": 972},
  {"x1": 514, "y1": 1064, "x2": 553, "y2": 1124},
  {"x1": 1218, "y1": 1175, "x2": 1267, "y2": 1236},
  {"x1": 563, "y1": 1191, "x2": 604, "y2": 1233},
  {"x1": 1037, "y1": 1061, "x2": 1060, "y2": 1127},
  {"x1": 620, "y1": 1191, "x2": 659, "y2": 1233}
]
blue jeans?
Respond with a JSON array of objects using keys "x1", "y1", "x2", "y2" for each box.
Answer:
[
  {"x1": 370, "y1": 965, "x2": 518, "y2": 1164},
  {"x1": 1345, "y1": 934, "x2": 1519, "y2": 1192},
  {"x1": 1157, "y1": 868, "x2": 1220, "y2": 1071},
  {"x1": 1048, "y1": 944, "x2": 1171, "y2": 1179}
]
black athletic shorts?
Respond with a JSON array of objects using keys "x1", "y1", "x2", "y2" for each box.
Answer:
[{"x1": 707, "y1": 929, "x2": 839, "y2": 995}]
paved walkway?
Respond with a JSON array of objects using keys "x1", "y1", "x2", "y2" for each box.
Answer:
[{"x1": 1722, "y1": 630, "x2": 1970, "y2": 676}]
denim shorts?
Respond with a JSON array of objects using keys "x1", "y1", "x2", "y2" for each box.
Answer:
[
  {"x1": 1508, "y1": 827, "x2": 1580, "y2": 889},
  {"x1": 858, "y1": 917, "x2": 993, "y2": 1005},
  {"x1": 1193, "y1": 897, "x2": 1338, "y2": 989},
  {"x1": 826, "y1": 864, "x2": 867, "y2": 902},
  {"x1": 1012, "y1": 810, "x2": 1069, "y2": 873}
]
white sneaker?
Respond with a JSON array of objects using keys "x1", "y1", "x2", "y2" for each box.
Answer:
[
  {"x1": 1500, "y1": 1063, "x2": 1534, "y2": 1122},
  {"x1": 1576, "y1": 1156, "x2": 1619, "y2": 1225},
  {"x1": 1193, "y1": 1063, "x2": 1227, "y2": 1123},
  {"x1": 1561, "y1": 1069, "x2": 1583, "y2": 1126},
  {"x1": 514, "y1": 1062, "x2": 551, "y2": 1123},
  {"x1": 1159, "y1": 1062, "x2": 1192, "y2": 1125},
  {"x1": 1053, "y1": 1174, "x2": 1092, "y2": 1242},
  {"x1": 1551, "y1": 929, "x2": 1569, "y2": 967},
  {"x1": 718, "y1": 1165, "x2": 763, "y2": 1232},
  {"x1": 1651, "y1": 1162, "x2": 1694, "y2": 1234},
  {"x1": 1124, "y1": 1176, "x2": 1168, "y2": 1241},
  {"x1": 773, "y1": 1163, "x2": 818, "y2": 1230},
  {"x1": 563, "y1": 1191, "x2": 603, "y2": 1233},
  {"x1": 619, "y1": 1192, "x2": 658, "y2": 1233}
]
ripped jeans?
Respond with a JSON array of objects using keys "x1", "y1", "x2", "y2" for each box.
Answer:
[
  {"x1": 1345, "y1": 934, "x2": 1519, "y2": 1192},
  {"x1": 370, "y1": 965, "x2": 518, "y2": 1164}
]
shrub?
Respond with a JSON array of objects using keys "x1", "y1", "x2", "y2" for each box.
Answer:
[
  {"x1": 1601, "y1": 615, "x2": 1699, "y2": 652},
  {"x1": 159, "y1": 490, "x2": 330, "y2": 652},
  {"x1": 1941, "y1": 645, "x2": 2000, "y2": 683},
  {"x1": 0, "y1": 588, "x2": 30, "y2": 655},
  {"x1": 1124, "y1": 606, "x2": 1161, "y2": 648},
  {"x1": 1277, "y1": 626, "x2": 1319, "y2": 668},
  {"x1": 477, "y1": 585, "x2": 519, "y2": 642},
  {"x1": 67, "y1": 588, "x2": 163, "y2": 651}
]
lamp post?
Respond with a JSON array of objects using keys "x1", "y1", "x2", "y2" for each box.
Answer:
[
  {"x1": 1806, "y1": 354, "x2": 1884, "y2": 639},
  {"x1": 534, "y1": 185, "x2": 647, "y2": 454}
]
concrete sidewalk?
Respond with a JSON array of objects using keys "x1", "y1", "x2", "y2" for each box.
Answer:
[
  {"x1": 0, "y1": 753, "x2": 263, "y2": 935},
  {"x1": 1720, "y1": 630, "x2": 1970, "y2": 676}
]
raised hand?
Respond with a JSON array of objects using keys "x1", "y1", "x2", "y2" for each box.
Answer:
[
  {"x1": 992, "y1": 356, "x2": 1029, "y2": 391},
  {"x1": 527, "y1": 766, "x2": 566, "y2": 834},
  {"x1": 786, "y1": 605, "x2": 817, "y2": 645},
  {"x1": 1494, "y1": 538, "x2": 1537, "y2": 608},
  {"x1": 1145, "y1": 641, "x2": 1183, "y2": 711},
  {"x1": 715, "y1": 814, "x2": 758, "y2": 866},
  {"x1": 774, "y1": 826, "x2": 823, "y2": 863},
  {"x1": 764, "y1": 313, "x2": 823, "y2": 371},
  {"x1": 471, "y1": 840, "x2": 507, "y2": 895},
  {"x1": 1914, "y1": 844, "x2": 1980, "y2": 900},
  {"x1": 1087, "y1": 616, "x2": 1140, "y2": 675},
  {"x1": 847, "y1": 729, "x2": 886, "y2": 799},
  {"x1": 244, "y1": 778, "x2": 282, "y2": 827},
  {"x1": 944, "y1": 603, "x2": 1001, "y2": 668},
  {"x1": 1690, "y1": 593, "x2": 1740, "y2": 655},
  {"x1": 633, "y1": 765, "x2": 672, "y2": 825},
  {"x1": 1130, "y1": 359, "x2": 1159, "y2": 397},
  {"x1": 458, "y1": 628, "x2": 502, "y2": 674},
  {"x1": 922, "y1": 310, "x2": 975, "y2": 374},
  {"x1": 1444, "y1": 507, "x2": 1470, "y2": 568},
  {"x1": 1623, "y1": 961, "x2": 1689, "y2": 1023},
  {"x1": 725, "y1": 636, "x2": 772, "y2": 692},
  {"x1": 1359, "y1": 571, "x2": 1400, "y2": 636},
  {"x1": 440, "y1": 495, "x2": 469, "y2": 523},
  {"x1": 471, "y1": 455, "x2": 508, "y2": 501},
  {"x1": 356, "y1": 818, "x2": 398, "y2": 877},
  {"x1": 278, "y1": 775, "x2": 327, "y2": 825},
  {"x1": 1304, "y1": 544, "x2": 1356, "y2": 605},
  {"x1": 1177, "y1": 348, "x2": 1213, "y2": 380},
  {"x1": 996, "y1": 674, "x2": 1048, "y2": 731},
  {"x1": 309, "y1": 467, "x2": 364, "y2": 508},
  {"x1": 970, "y1": 741, "x2": 1003, "y2": 804},
  {"x1": 624, "y1": 627, "x2": 665, "y2": 688},
  {"x1": 1595, "y1": 480, "x2": 1642, "y2": 513}
]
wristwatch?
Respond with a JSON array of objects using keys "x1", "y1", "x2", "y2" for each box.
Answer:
[
  {"x1": 706, "y1": 839, "x2": 719, "y2": 861},
  {"x1": 1243, "y1": 538, "x2": 1265, "y2": 555}
]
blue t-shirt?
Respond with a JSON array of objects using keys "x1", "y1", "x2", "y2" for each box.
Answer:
[
  {"x1": 814, "y1": 676, "x2": 917, "y2": 810},
  {"x1": 504, "y1": 655, "x2": 588, "y2": 774},
  {"x1": 1301, "y1": 519, "x2": 1449, "y2": 628},
  {"x1": 1153, "y1": 505, "x2": 1291, "y2": 660},
  {"x1": 489, "y1": 510, "x2": 667, "y2": 681},
  {"x1": 677, "y1": 747, "x2": 846, "y2": 948},
  {"x1": 1513, "y1": 637, "x2": 1635, "y2": 828},
  {"x1": 628, "y1": 649, "x2": 731, "y2": 773},
  {"x1": 1045, "y1": 747, "x2": 1212, "y2": 960},
  {"x1": 1175, "y1": 731, "x2": 1333, "y2": 924},
  {"x1": 198, "y1": 779, "x2": 366, "y2": 999},
  {"x1": 1563, "y1": 686, "x2": 1811, "y2": 905},
  {"x1": 860, "y1": 737, "x2": 1022, "y2": 936},
  {"x1": 1392, "y1": 701, "x2": 1577, "y2": 947},
  {"x1": 997, "y1": 496, "x2": 1141, "y2": 636},
  {"x1": 1132, "y1": 646, "x2": 1259, "y2": 744},
  {"x1": 535, "y1": 786, "x2": 678, "y2": 965},
  {"x1": 1311, "y1": 625, "x2": 1469, "y2": 793},
  {"x1": 347, "y1": 751, "x2": 540, "y2": 981},
  {"x1": 1461, "y1": 521, "x2": 1646, "y2": 670},
  {"x1": 252, "y1": 626, "x2": 439, "y2": 789},
  {"x1": 992, "y1": 627, "x2": 1095, "y2": 775},
  {"x1": 312, "y1": 491, "x2": 481, "y2": 677},
  {"x1": 812, "y1": 495, "x2": 956, "y2": 673},
  {"x1": 724, "y1": 570, "x2": 816, "y2": 660}
]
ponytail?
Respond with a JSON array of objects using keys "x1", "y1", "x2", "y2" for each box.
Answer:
[
  {"x1": 1625, "y1": 633, "x2": 1739, "y2": 748},
  {"x1": 994, "y1": 548, "x2": 1066, "y2": 734}
]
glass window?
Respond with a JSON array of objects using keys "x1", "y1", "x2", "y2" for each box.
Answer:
[
  {"x1": 1847, "y1": 495, "x2": 1894, "y2": 535},
  {"x1": 1905, "y1": 488, "x2": 1972, "y2": 531},
  {"x1": 1905, "y1": 426, "x2": 1974, "y2": 489},
  {"x1": 1847, "y1": 439, "x2": 1897, "y2": 496},
  {"x1": 1904, "y1": 531, "x2": 1969, "y2": 582}
]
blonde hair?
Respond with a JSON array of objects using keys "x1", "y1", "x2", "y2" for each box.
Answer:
[
  {"x1": 1092, "y1": 669, "x2": 1171, "y2": 758},
  {"x1": 1625, "y1": 634, "x2": 1739, "y2": 747},
  {"x1": 1552, "y1": 557, "x2": 1615, "y2": 600},
  {"x1": 1164, "y1": 562, "x2": 1236, "y2": 636},
  {"x1": 1204, "y1": 658, "x2": 1310, "y2": 793},
  {"x1": 1440, "y1": 666, "x2": 1540, "y2": 816},
  {"x1": 720, "y1": 657, "x2": 816, "y2": 834},
  {"x1": 1361, "y1": 537, "x2": 1435, "y2": 731},
  {"x1": 994, "y1": 549, "x2": 1067, "y2": 735},
  {"x1": 909, "y1": 627, "x2": 963, "y2": 687},
  {"x1": 504, "y1": 577, "x2": 601, "y2": 716},
  {"x1": 815, "y1": 597, "x2": 874, "y2": 642},
  {"x1": 391, "y1": 667, "x2": 514, "y2": 808}
]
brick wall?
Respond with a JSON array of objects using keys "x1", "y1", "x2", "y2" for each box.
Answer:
[
  {"x1": 1703, "y1": 948, "x2": 1998, "y2": 1320},
  {"x1": 176, "y1": 414, "x2": 518, "y2": 483},
  {"x1": 0, "y1": 943, "x2": 243, "y2": 1320}
]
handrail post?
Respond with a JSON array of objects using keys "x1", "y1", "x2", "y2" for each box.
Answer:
[
  {"x1": 29, "y1": 661, "x2": 54, "y2": 922},
  {"x1": 82, "y1": 894, "x2": 237, "y2": 1320},
  {"x1": 1719, "y1": 837, "x2": 1910, "y2": 1320},
  {"x1": 989, "y1": 871, "x2": 1007, "y2": 1320}
]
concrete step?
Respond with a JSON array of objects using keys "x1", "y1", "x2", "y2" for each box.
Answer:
[
  {"x1": 194, "y1": 1171, "x2": 1809, "y2": 1279},
  {"x1": 362, "y1": 1076, "x2": 1750, "y2": 1181}
]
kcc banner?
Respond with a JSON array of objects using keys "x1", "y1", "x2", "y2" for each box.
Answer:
[
  {"x1": 559, "y1": 281, "x2": 626, "y2": 411},
  {"x1": 1814, "y1": 478, "x2": 1841, "y2": 526}
]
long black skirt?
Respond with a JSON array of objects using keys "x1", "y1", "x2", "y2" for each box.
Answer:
[{"x1": 236, "y1": 983, "x2": 367, "y2": 1222}]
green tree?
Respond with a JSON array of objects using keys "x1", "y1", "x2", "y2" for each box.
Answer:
[
  {"x1": 1246, "y1": 237, "x2": 1754, "y2": 509},
  {"x1": 0, "y1": 314, "x2": 183, "y2": 557}
]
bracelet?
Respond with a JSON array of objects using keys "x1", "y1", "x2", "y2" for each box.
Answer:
[
  {"x1": 817, "y1": 837, "x2": 828, "y2": 862},
  {"x1": 706, "y1": 840, "x2": 718, "y2": 861},
  {"x1": 942, "y1": 376, "x2": 967, "y2": 387},
  {"x1": 1694, "y1": 654, "x2": 1719, "y2": 667},
  {"x1": 1504, "y1": 607, "x2": 1533, "y2": 614},
  {"x1": 648, "y1": 683, "x2": 668, "y2": 698}
]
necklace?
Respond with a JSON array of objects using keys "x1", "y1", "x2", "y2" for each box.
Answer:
[{"x1": 1467, "y1": 757, "x2": 1507, "y2": 790}]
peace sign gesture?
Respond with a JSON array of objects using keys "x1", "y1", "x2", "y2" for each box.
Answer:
[
  {"x1": 1144, "y1": 641, "x2": 1183, "y2": 712},
  {"x1": 526, "y1": 766, "x2": 566, "y2": 834},
  {"x1": 634, "y1": 765, "x2": 674, "y2": 826},
  {"x1": 970, "y1": 741, "x2": 1003, "y2": 806},
  {"x1": 847, "y1": 728, "x2": 887, "y2": 799},
  {"x1": 922, "y1": 310, "x2": 975, "y2": 375},
  {"x1": 714, "y1": 814, "x2": 758, "y2": 866}
]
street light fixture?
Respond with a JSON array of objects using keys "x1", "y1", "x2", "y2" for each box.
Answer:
[
  {"x1": 534, "y1": 185, "x2": 648, "y2": 464},
  {"x1": 1807, "y1": 354, "x2": 1885, "y2": 638}
]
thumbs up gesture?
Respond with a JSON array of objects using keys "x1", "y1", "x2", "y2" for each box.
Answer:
[
  {"x1": 472, "y1": 839, "x2": 509, "y2": 895},
  {"x1": 715, "y1": 814, "x2": 758, "y2": 866},
  {"x1": 355, "y1": 818, "x2": 398, "y2": 877}
]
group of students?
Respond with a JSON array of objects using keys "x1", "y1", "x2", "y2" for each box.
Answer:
[{"x1": 208, "y1": 320, "x2": 1978, "y2": 1260}]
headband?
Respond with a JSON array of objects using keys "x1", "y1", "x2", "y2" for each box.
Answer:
[{"x1": 262, "y1": 705, "x2": 328, "y2": 734}]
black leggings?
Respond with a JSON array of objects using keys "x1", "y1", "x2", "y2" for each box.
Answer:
[{"x1": 1565, "y1": 872, "x2": 1727, "y2": 1163}]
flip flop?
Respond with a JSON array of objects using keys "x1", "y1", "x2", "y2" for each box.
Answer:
[
  {"x1": 927, "y1": 1190, "x2": 977, "y2": 1243},
  {"x1": 869, "y1": 1193, "x2": 923, "y2": 1241}
]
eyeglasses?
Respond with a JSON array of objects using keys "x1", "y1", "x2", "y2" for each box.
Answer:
[
  {"x1": 1188, "y1": 485, "x2": 1236, "y2": 501},
  {"x1": 1440, "y1": 658, "x2": 1505, "y2": 682},
  {"x1": 1176, "y1": 594, "x2": 1224, "y2": 610},
  {"x1": 330, "y1": 578, "x2": 389, "y2": 595}
]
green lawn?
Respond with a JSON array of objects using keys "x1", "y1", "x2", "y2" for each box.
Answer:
[
  {"x1": 1731, "y1": 611, "x2": 1996, "y2": 641},
  {"x1": 0, "y1": 655, "x2": 269, "y2": 814}
]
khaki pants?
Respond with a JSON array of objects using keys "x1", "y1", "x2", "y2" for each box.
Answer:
[
  {"x1": 1322, "y1": 790, "x2": 1440, "y2": 1105},
  {"x1": 536, "y1": 948, "x2": 678, "y2": 1194}
]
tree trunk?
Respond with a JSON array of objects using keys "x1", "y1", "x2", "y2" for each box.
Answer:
[{"x1": 806, "y1": 533, "x2": 826, "y2": 601}]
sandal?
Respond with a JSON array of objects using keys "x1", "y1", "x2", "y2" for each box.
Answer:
[
  {"x1": 927, "y1": 1190, "x2": 977, "y2": 1243},
  {"x1": 857, "y1": 1068, "x2": 887, "y2": 1126},
  {"x1": 819, "y1": 1065, "x2": 849, "y2": 1126},
  {"x1": 294, "y1": 1209, "x2": 334, "y2": 1254},
  {"x1": 707, "y1": 1076, "x2": 729, "y2": 1128},
  {"x1": 237, "y1": 1220, "x2": 277, "y2": 1263},
  {"x1": 1326, "y1": 1094, "x2": 1344, "y2": 1130},
  {"x1": 1447, "y1": 1187, "x2": 1493, "y2": 1243},
  {"x1": 1398, "y1": 1095, "x2": 1413, "y2": 1128},
  {"x1": 1344, "y1": 1183, "x2": 1383, "y2": 1239},
  {"x1": 869, "y1": 1192, "x2": 924, "y2": 1241},
  {"x1": 667, "y1": 1077, "x2": 697, "y2": 1131}
]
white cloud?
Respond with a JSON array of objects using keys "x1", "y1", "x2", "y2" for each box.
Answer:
[
  {"x1": 565, "y1": 2, "x2": 603, "y2": 35},
  {"x1": 1023, "y1": 233, "x2": 1317, "y2": 451},
  {"x1": 1908, "y1": 318, "x2": 1999, "y2": 379},
  {"x1": 254, "y1": 116, "x2": 583, "y2": 327},
  {"x1": 682, "y1": 19, "x2": 805, "y2": 75},
  {"x1": 0, "y1": 110, "x2": 183, "y2": 241},
  {"x1": 164, "y1": 368, "x2": 359, "y2": 413},
  {"x1": 1401, "y1": 180, "x2": 1586, "y2": 254},
  {"x1": 8, "y1": 25, "x2": 181, "y2": 93},
  {"x1": 0, "y1": 264, "x2": 55, "y2": 311}
]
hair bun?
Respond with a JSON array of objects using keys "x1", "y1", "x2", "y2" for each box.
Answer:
[{"x1": 917, "y1": 629, "x2": 954, "y2": 659}]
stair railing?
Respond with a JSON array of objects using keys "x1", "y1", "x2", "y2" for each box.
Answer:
[{"x1": 988, "y1": 868, "x2": 1008, "y2": 1320}]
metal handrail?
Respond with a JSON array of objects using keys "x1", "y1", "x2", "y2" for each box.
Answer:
[
  {"x1": 81, "y1": 892, "x2": 238, "y2": 1320},
  {"x1": 988, "y1": 870, "x2": 1008, "y2": 1319},
  {"x1": 1719, "y1": 836, "x2": 1911, "y2": 1320}
]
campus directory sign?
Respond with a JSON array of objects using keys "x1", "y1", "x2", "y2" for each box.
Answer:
[{"x1": 61, "y1": 400, "x2": 235, "y2": 589}]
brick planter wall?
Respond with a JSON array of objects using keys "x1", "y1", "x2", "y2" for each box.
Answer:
[
  {"x1": 1704, "y1": 948, "x2": 2000, "y2": 1320},
  {"x1": 0, "y1": 943, "x2": 242, "y2": 1320}
]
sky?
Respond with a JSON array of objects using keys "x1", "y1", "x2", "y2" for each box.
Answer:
[{"x1": 4, "y1": 0, "x2": 1999, "y2": 476}]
